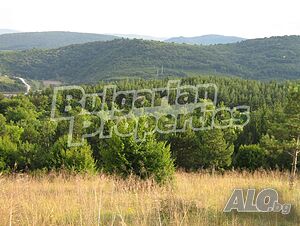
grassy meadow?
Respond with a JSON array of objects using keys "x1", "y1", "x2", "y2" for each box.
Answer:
[{"x1": 0, "y1": 171, "x2": 299, "y2": 226}]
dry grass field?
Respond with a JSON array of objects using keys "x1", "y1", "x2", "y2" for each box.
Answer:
[{"x1": 0, "y1": 171, "x2": 299, "y2": 226}]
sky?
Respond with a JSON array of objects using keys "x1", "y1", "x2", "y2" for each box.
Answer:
[{"x1": 1, "y1": 0, "x2": 300, "y2": 39}]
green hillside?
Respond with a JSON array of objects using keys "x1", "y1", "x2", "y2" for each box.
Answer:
[
  {"x1": 0, "y1": 75, "x2": 26, "y2": 93},
  {"x1": 0, "y1": 31, "x2": 118, "y2": 50},
  {"x1": 0, "y1": 36, "x2": 300, "y2": 83}
]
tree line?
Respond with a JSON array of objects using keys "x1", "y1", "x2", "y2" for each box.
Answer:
[{"x1": 0, "y1": 76, "x2": 299, "y2": 183}]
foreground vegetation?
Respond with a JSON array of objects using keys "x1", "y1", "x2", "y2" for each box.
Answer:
[
  {"x1": 0, "y1": 75, "x2": 299, "y2": 225},
  {"x1": 0, "y1": 171, "x2": 298, "y2": 225},
  {"x1": 0, "y1": 76, "x2": 299, "y2": 183}
]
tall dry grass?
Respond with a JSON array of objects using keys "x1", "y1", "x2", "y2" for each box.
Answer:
[{"x1": 0, "y1": 171, "x2": 299, "y2": 225}]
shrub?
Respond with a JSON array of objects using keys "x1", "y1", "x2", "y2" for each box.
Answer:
[
  {"x1": 234, "y1": 144, "x2": 267, "y2": 170},
  {"x1": 171, "y1": 129, "x2": 234, "y2": 171},
  {"x1": 50, "y1": 136, "x2": 95, "y2": 172},
  {"x1": 99, "y1": 132, "x2": 174, "y2": 184}
]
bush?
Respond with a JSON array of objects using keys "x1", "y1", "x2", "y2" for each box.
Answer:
[
  {"x1": 99, "y1": 132, "x2": 174, "y2": 184},
  {"x1": 234, "y1": 144, "x2": 267, "y2": 170},
  {"x1": 50, "y1": 136, "x2": 95, "y2": 172},
  {"x1": 259, "y1": 134, "x2": 292, "y2": 169}
]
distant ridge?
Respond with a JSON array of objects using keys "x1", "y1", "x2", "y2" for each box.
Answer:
[
  {"x1": 0, "y1": 35, "x2": 300, "y2": 82},
  {"x1": 165, "y1": 34, "x2": 246, "y2": 45},
  {"x1": 112, "y1": 34, "x2": 165, "y2": 41},
  {"x1": 0, "y1": 29, "x2": 19, "y2": 35},
  {"x1": 0, "y1": 31, "x2": 119, "y2": 50}
]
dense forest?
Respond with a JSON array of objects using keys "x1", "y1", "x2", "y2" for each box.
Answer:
[
  {"x1": 0, "y1": 76, "x2": 299, "y2": 183},
  {"x1": 0, "y1": 36, "x2": 300, "y2": 83}
]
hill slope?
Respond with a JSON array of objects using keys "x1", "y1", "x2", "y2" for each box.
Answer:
[
  {"x1": 0, "y1": 31, "x2": 119, "y2": 50},
  {"x1": 0, "y1": 36, "x2": 300, "y2": 83},
  {"x1": 0, "y1": 76, "x2": 26, "y2": 93},
  {"x1": 165, "y1": 34, "x2": 246, "y2": 45}
]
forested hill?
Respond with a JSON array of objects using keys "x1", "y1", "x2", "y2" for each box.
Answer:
[
  {"x1": 0, "y1": 31, "x2": 118, "y2": 50},
  {"x1": 0, "y1": 35, "x2": 300, "y2": 83}
]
